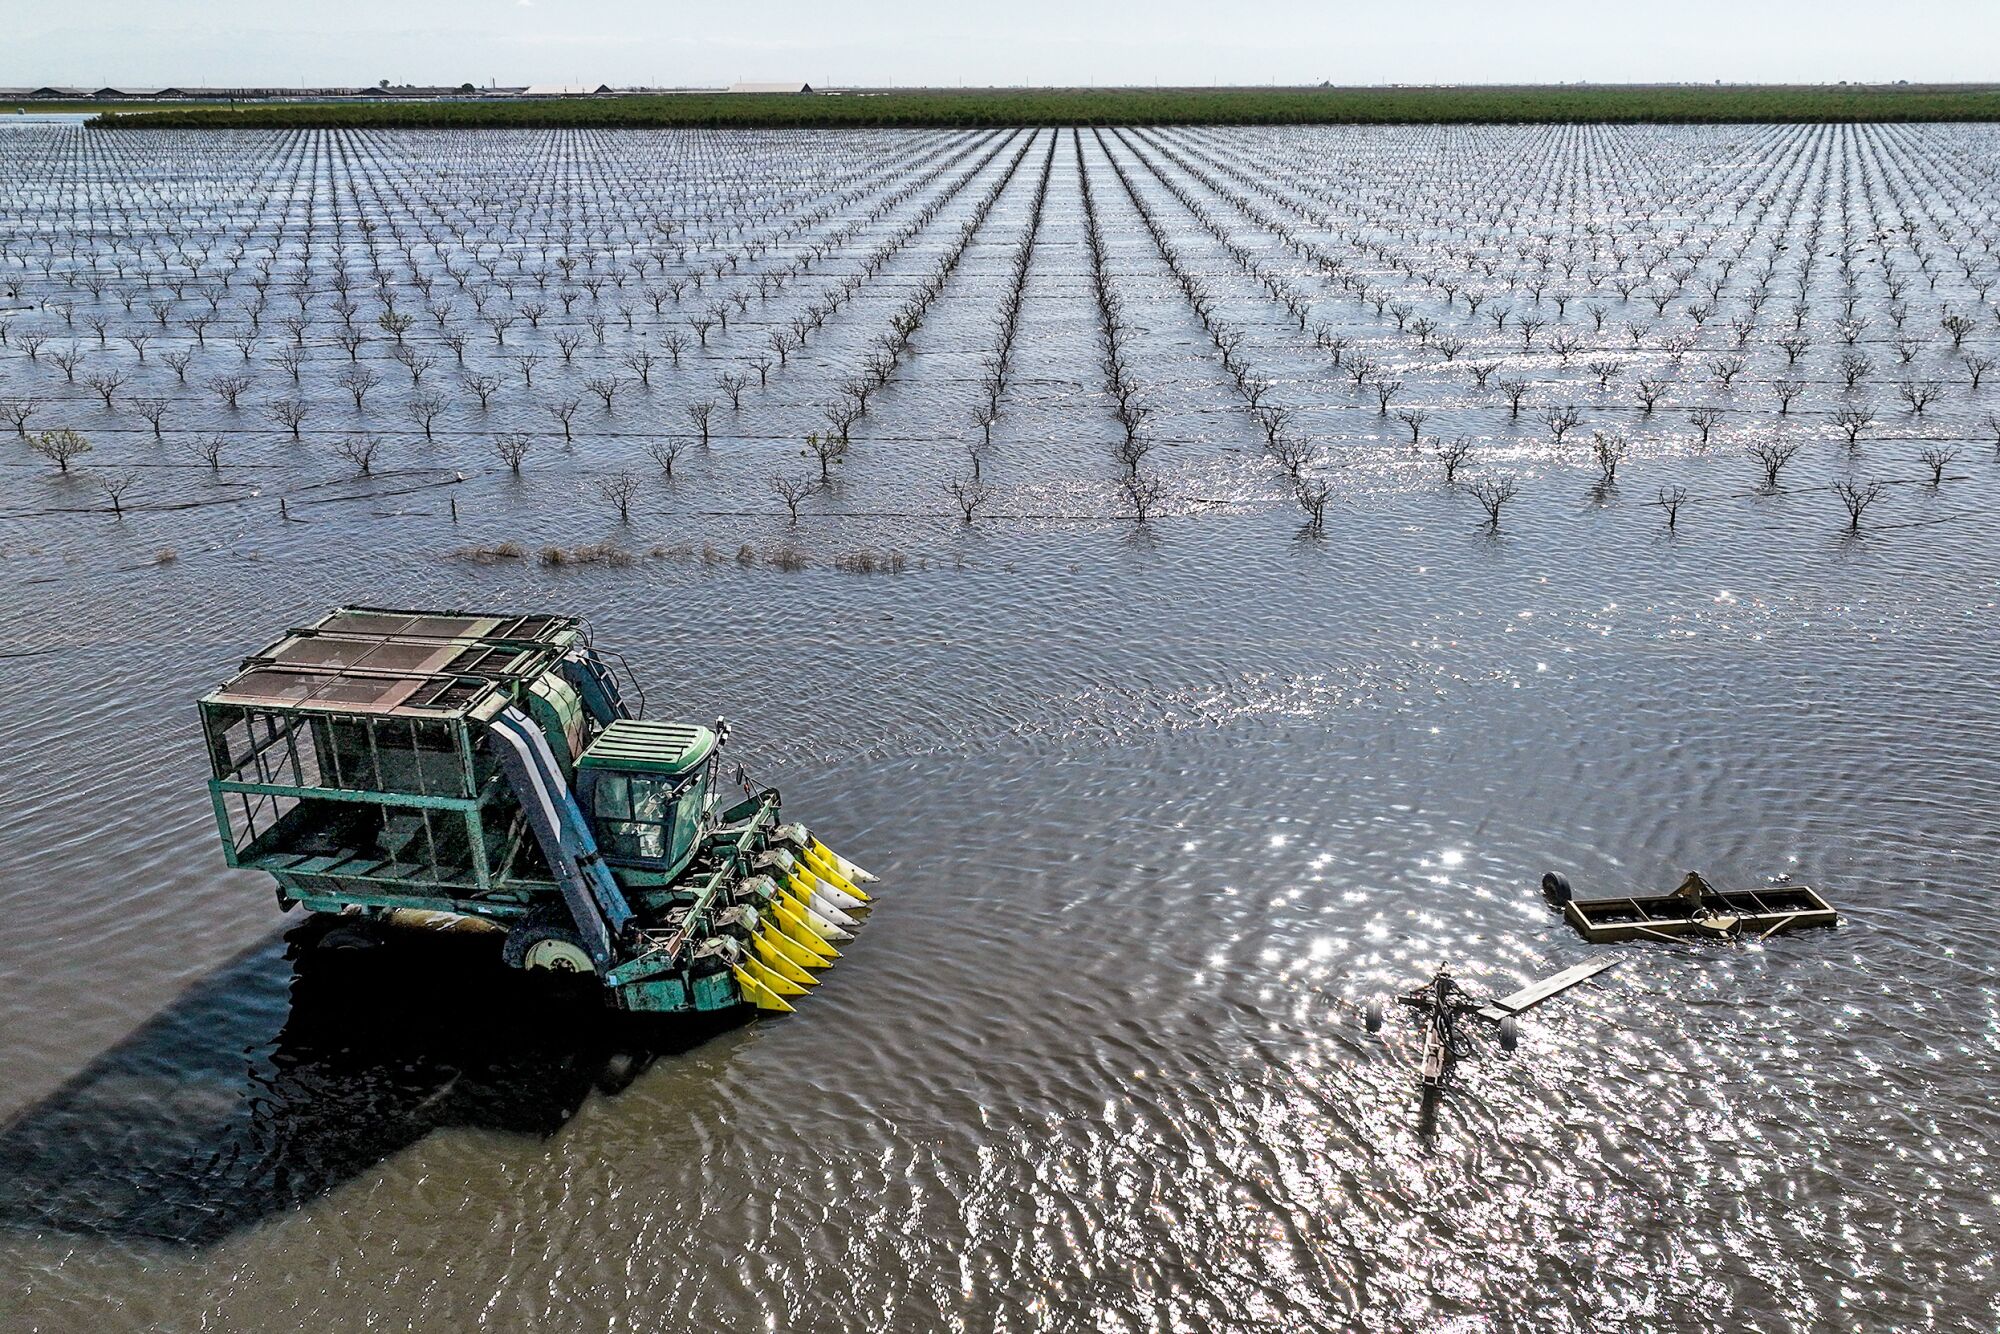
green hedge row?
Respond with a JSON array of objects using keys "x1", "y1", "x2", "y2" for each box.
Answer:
[{"x1": 96, "y1": 85, "x2": 2000, "y2": 131}]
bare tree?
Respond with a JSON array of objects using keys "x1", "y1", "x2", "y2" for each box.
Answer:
[
  {"x1": 1394, "y1": 408, "x2": 1429, "y2": 444},
  {"x1": 1435, "y1": 436, "x2": 1474, "y2": 485},
  {"x1": 1111, "y1": 433, "x2": 1154, "y2": 478},
  {"x1": 686, "y1": 401, "x2": 716, "y2": 446},
  {"x1": 96, "y1": 469, "x2": 139, "y2": 515},
  {"x1": 269, "y1": 345, "x2": 309, "y2": 383},
  {"x1": 82, "y1": 370, "x2": 127, "y2": 409},
  {"x1": 1918, "y1": 447, "x2": 1959, "y2": 487},
  {"x1": 393, "y1": 347, "x2": 438, "y2": 386},
  {"x1": 943, "y1": 475, "x2": 996, "y2": 524},
  {"x1": 970, "y1": 401, "x2": 999, "y2": 447},
  {"x1": 334, "y1": 434, "x2": 382, "y2": 477},
  {"x1": 407, "y1": 390, "x2": 446, "y2": 440},
  {"x1": 548, "y1": 398, "x2": 581, "y2": 443},
  {"x1": 30, "y1": 428, "x2": 92, "y2": 473},
  {"x1": 770, "y1": 474, "x2": 815, "y2": 525},
  {"x1": 718, "y1": 371, "x2": 749, "y2": 411},
  {"x1": 823, "y1": 400, "x2": 861, "y2": 445},
  {"x1": 1119, "y1": 470, "x2": 1167, "y2": 525},
  {"x1": 1687, "y1": 406, "x2": 1723, "y2": 446},
  {"x1": 1468, "y1": 474, "x2": 1518, "y2": 529},
  {"x1": 130, "y1": 396, "x2": 169, "y2": 438},
  {"x1": 494, "y1": 432, "x2": 534, "y2": 474},
  {"x1": 337, "y1": 366, "x2": 380, "y2": 411},
  {"x1": 620, "y1": 349, "x2": 659, "y2": 387},
  {"x1": 187, "y1": 433, "x2": 228, "y2": 473},
  {"x1": 1834, "y1": 405, "x2": 1873, "y2": 447},
  {"x1": 1294, "y1": 474, "x2": 1333, "y2": 535},
  {"x1": 1749, "y1": 441, "x2": 1801, "y2": 489},
  {"x1": 645, "y1": 438, "x2": 686, "y2": 479},
  {"x1": 596, "y1": 471, "x2": 642, "y2": 523},
  {"x1": 1542, "y1": 404, "x2": 1582, "y2": 443},
  {"x1": 461, "y1": 372, "x2": 502, "y2": 410},
  {"x1": 584, "y1": 375, "x2": 625, "y2": 412},
  {"x1": 1589, "y1": 430, "x2": 1629, "y2": 486},
  {"x1": 1833, "y1": 480, "x2": 1885, "y2": 531},
  {"x1": 207, "y1": 372, "x2": 254, "y2": 409},
  {"x1": 1654, "y1": 484, "x2": 1690, "y2": 532},
  {"x1": 1898, "y1": 379, "x2": 1943, "y2": 416},
  {"x1": 268, "y1": 397, "x2": 310, "y2": 439},
  {"x1": 0, "y1": 395, "x2": 37, "y2": 437}
]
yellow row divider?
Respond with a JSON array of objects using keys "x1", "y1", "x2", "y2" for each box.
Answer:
[
  {"x1": 772, "y1": 898, "x2": 840, "y2": 963},
  {"x1": 732, "y1": 965, "x2": 796, "y2": 1013},
  {"x1": 752, "y1": 930, "x2": 818, "y2": 988}
]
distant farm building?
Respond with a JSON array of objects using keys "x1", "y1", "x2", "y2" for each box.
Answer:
[
  {"x1": 728, "y1": 82, "x2": 814, "y2": 94},
  {"x1": 524, "y1": 83, "x2": 613, "y2": 97}
]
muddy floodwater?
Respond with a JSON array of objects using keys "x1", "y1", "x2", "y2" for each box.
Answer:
[{"x1": 2, "y1": 123, "x2": 1997, "y2": 1332}]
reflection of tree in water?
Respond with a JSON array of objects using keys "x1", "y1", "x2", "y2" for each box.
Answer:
[{"x1": 0, "y1": 920, "x2": 740, "y2": 1247}]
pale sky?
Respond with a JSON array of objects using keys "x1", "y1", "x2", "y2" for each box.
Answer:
[{"x1": 3, "y1": 1, "x2": 1995, "y2": 89}]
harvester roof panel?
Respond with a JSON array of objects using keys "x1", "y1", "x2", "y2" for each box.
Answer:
[{"x1": 202, "y1": 605, "x2": 583, "y2": 719}]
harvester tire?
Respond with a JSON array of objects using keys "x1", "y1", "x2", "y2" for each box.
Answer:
[
  {"x1": 316, "y1": 920, "x2": 382, "y2": 952},
  {"x1": 503, "y1": 908, "x2": 597, "y2": 976}
]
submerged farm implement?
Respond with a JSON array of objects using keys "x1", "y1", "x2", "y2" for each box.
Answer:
[
  {"x1": 200, "y1": 607, "x2": 875, "y2": 1015},
  {"x1": 1364, "y1": 960, "x2": 1618, "y2": 1124}
]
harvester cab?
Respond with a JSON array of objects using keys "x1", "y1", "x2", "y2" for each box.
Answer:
[
  {"x1": 573, "y1": 719, "x2": 720, "y2": 881},
  {"x1": 199, "y1": 607, "x2": 878, "y2": 1017}
]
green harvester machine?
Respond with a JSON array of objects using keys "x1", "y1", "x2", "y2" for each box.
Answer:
[{"x1": 199, "y1": 607, "x2": 876, "y2": 1014}]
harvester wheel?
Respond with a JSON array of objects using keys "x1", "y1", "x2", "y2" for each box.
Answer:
[
  {"x1": 1540, "y1": 871, "x2": 1573, "y2": 906},
  {"x1": 1364, "y1": 999, "x2": 1385, "y2": 1034},
  {"x1": 503, "y1": 909, "x2": 597, "y2": 976},
  {"x1": 1498, "y1": 1016, "x2": 1520, "y2": 1053}
]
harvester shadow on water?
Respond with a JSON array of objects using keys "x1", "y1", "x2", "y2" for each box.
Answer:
[{"x1": 0, "y1": 918, "x2": 744, "y2": 1248}]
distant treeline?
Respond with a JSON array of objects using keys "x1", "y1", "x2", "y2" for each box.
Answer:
[{"x1": 94, "y1": 85, "x2": 2000, "y2": 130}]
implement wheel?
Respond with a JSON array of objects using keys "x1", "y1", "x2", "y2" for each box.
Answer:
[{"x1": 503, "y1": 908, "x2": 597, "y2": 976}]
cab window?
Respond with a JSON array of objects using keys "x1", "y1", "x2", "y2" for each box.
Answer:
[{"x1": 593, "y1": 772, "x2": 680, "y2": 861}]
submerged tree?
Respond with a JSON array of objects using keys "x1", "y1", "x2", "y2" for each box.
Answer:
[
  {"x1": 1468, "y1": 475, "x2": 1518, "y2": 530},
  {"x1": 769, "y1": 474, "x2": 816, "y2": 526},
  {"x1": 1833, "y1": 480, "x2": 1886, "y2": 531},
  {"x1": 943, "y1": 475, "x2": 996, "y2": 524},
  {"x1": 494, "y1": 432, "x2": 534, "y2": 474},
  {"x1": 1653, "y1": 484, "x2": 1689, "y2": 532},
  {"x1": 596, "y1": 471, "x2": 642, "y2": 523}
]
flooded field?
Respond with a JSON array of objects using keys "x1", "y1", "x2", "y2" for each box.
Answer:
[{"x1": 2, "y1": 123, "x2": 1997, "y2": 1331}]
